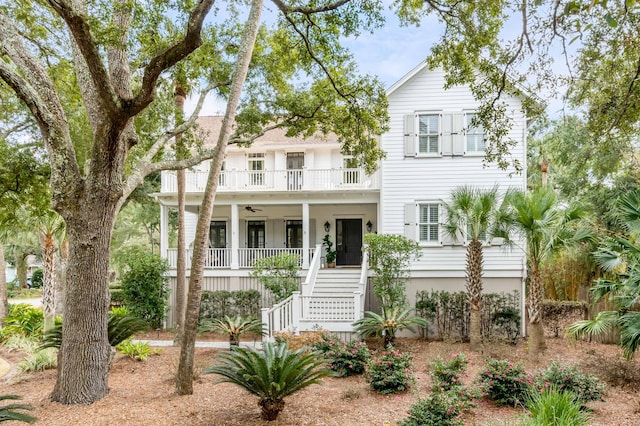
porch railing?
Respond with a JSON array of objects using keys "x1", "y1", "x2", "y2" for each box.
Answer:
[
  {"x1": 161, "y1": 168, "x2": 380, "y2": 193},
  {"x1": 166, "y1": 247, "x2": 314, "y2": 269}
]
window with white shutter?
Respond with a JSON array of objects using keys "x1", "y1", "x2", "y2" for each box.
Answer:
[
  {"x1": 418, "y1": 203, "x2": 440, "y2": 243},
  {"x1": 465, "y1": 112, "x2": 485, "y2": 154},
  {"x1": 417, "y1": 114, "x2": 440, "y2": 155}
]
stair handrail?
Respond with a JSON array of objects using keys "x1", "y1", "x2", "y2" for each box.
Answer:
[
  {"x1": 261, "y1": 291, "x2": 301, "y2": 341},
  {"x1": 356, "y1": 246, "x2": 369, "y2": 321},
  {"x1": 301, "y1": 244, "x2": 323, "y2": 297}
]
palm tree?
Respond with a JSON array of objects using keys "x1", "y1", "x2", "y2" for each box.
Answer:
[
  {"x1": 204, "y1": 342, "x2": 330, "y2": 421},
  {"x1": 507, "y1": 187, "x2": 587, "y2": 361},
  {"x1": 35, "y1": 211, "x2": 65, "y2": 332},
  {"x1": 353, "y1": 306, "x2": 427, "y2": 347},
  {"x1": 567, "y1": 190, "x2": 640, "y2": 359},
  {"x1": 199, "y1": 316, "x2": 264, "y2": 346},
  {"x1": 443, "y1": 185, "x2": 511, "y2": 349}
]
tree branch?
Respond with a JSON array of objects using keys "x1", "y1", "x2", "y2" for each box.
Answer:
[
  {"x1": 0, "y1": 119, "x2": 33, "y2": 141},
  {"x1": 46, "y1": 0, "x2": 120, "y2": 117},
  {"x1": 128, "y1": 0, "x2": 216, "y2": 117},
  {"x1": 270, "y1": 0, "x2": 349, "y2": 14}
]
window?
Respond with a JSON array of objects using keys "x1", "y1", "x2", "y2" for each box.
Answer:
[
  {"x1": 248, "y1": 153, "x2": 264, "y2": 186},
  {"x1": 209, "y1": 221, "x2": 227, "y2": 248},
  {"x1": 286, "y1": 220, "x2": 302, "y2": 248},
  {"x1": 418, "y1": 204, "x2": 439, "y2": 243},
  {"x1": 218, "y1": 161, "x2": 226, "y2": 187},
  {"x1": 247, "y1": 221, "x2": 265, "y2": 248},
  {"x1": 465, "y1": 113, "x2": 485, "y2": 153},
  {"x1": 418, "y1": 114, "x2": 440, "y2": 154}
]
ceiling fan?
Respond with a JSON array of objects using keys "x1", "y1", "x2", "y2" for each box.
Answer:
[{"x1": 245, "y1": 206, "x2": 262, "y2": 213}]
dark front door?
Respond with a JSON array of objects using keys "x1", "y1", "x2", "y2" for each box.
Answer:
[
  {"x1": 336, "y1": 219, "x2": 362, "y2": 266},
  {"x1": 286, "y1": 220, "x2": 302, "y2": 248}
]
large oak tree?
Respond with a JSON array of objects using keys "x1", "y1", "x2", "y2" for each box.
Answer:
[{"x1": 0, "y1": 0, "x2": 386, "y2": 404}]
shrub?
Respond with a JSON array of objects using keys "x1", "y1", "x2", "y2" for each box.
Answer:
[
  {"x1": 431, "y1": 353, "x2": 468, "y2": 392},
  {"x1": 534, "y1": 361, "x2": 605, "y2": 404},
  {"x1": 116, "y1": 340, "x2": 160, "y2": 361},
  {"x1": 524, "y1": 386, "x2": 589, "y2": 426},
  {"x1": 199, "y1": 316, "x2": 263, "y2": 346},
  {"x1": 0, "y1": 394, "x2": 35, "y2": 423},
  {"x1": 18, "y1": 348, "x2": 57, "y2": 372},
  {"x1": 477, "y1": 359, "x2": 532, "y2": 406},
  {"x1": 119, "y1": 248, "x2": 169, "y2": 328},
  {"x1": 30, "y1": 269, "x2": 43, "y2": 289},
  {"x1": 399, "y1": 392, "x2": 464, "y2": 426},
  {"x1": 250, "y1": 253, "x2": 300, "y2": 303},
  {"x1": 365, "y1": 347, "x2": 415, "y2": 394},
  {"x1": 204, "y1": 342, "x2": 331, "y2": 421},
  {"x1": 353, "y1": 307, "x2": 427, "y2": 347},
  {"x1": 198, "y1": 290, "x2": 261, "y2": 323},
  {"x1": 2, "y1": 335, "x2": 38, "y2": 353},
  {"x1": 324, "y1": 340, "x2": 371, "y2": 377},
  {"x1": 0, "y1": 304, "x2": 43, "y2": 340}
]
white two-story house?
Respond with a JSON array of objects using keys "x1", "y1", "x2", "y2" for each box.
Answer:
[{"x1": 156, "y1": 62, "x2": 528, "y2": 335}]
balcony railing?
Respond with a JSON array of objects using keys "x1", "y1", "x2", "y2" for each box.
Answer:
[
  {"x1": 166, "y1": 247, "x2": 315, "y2": 269},
  {"x1": 160, "y1": 168, "x2": 379, "y2": 193}
]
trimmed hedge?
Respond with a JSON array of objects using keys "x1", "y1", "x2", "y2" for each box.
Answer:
[{"x1": 199, "y1": 289, "x2": 261, "y2": 324}]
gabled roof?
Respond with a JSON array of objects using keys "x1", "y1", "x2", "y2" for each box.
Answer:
[{"x1": 386, "y1": 60, "x2": 430, "y2": 96}]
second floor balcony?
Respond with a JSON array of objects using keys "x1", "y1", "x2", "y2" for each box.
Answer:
[{"x1": 160, "y1": 168, "x2": 380, "y2": 193}]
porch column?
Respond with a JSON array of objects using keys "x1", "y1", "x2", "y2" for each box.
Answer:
[
  {"x1": 231, "y1": 203, "x2": 240, "y2": 269},
  {"x1": 160, "y1": 203, "x2": 168, "y2": 259},
  {"x1": 302, "y1": 202, "x2": 310, "y2": 269}
]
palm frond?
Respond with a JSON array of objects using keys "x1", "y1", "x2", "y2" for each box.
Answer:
[
  {"x1": 565, "y1": 311, "x2": 618, "y2": 341},
  {"x1": 618, "y1": 312, "x2": 640, "y2": 360}
]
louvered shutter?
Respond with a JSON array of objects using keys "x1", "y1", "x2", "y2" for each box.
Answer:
[
  {"x1": 452, "y1": 113, "x2": 465, "y2": 156},
  {"x1": 404, "y1": 203, "x2": 417, "y2": 240},
  {"x1": 403, "y1": 114, "x2": 415, "y2": 157},
  {"x1": 441, "y1": 113, "x2": 452, "y2": 156}
]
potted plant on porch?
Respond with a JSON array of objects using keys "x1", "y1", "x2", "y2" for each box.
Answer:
[{"x1": 323, "y1": 234, "x2": 337, "y2": 268}]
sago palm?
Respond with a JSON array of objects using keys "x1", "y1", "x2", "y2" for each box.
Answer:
[
  {"x1": 0, "y1": 395, "x2": 35, "y2": 423},
  {"x1": 567, "y1": 190, "x2": 640, "y2": 359},
  {"x1": 199, "y1": 316, "x2": 264, "y2": 346},
  {"x1": 204, "y1": 342, "x2": 330, "y2": 421},
  {"x1": 353, "y1": 306, "x2": 427, "y2": 347},
  {"x1": 443, "y1": 185, "x2": 512, "y2": 349},
  {"x1": 507, "y1": 187, "x2": 588, "y2": 361}
]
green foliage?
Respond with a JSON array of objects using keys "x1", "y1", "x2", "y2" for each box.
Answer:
[
  {"x1": 29, "y1": 269, "x2": 43, "y2": 289},
  {"x1": 364, "y1": 347, "x2": 415, "y2": 394},
  {"x1": 250, "y1": 253, "x2": 300, "y2": 303},
  {"x1": 116, "y1": 339, "x2": 160, "y2": 361},
  {"x1": 416, "y1": 290, "x2": 521, "y2": 342},
  {"x1": 18, "y1": 348, "x2": 57, "y2": 372},
  {"x1": 0, "y1": 304, "x2": 43, "y2": 340},
  {"x1": 534, "y1": 362, "x2": 605, "y2": 405},
  {"x1": 199, "y1": 316, "x2": 264, "y2": 346},
  {"x1": 430, "y1": 353, "x2": 468, "y2": 393},
  {"x1": 119, "y1": 248, "x2": 169, "y2": 328},
  {"x1": 398, "y1": 392, "x2": 464, "y2": 426},
  {"x1": 524, "y1": 386, "x2": 589, "y2": 426},
  {"x1": 198, "y1": 290, "x2": 261, "y2": 323},
  {"x1": 0, "y1": 394, "x2": 35, "y2": 423},
  {"x1": 39, "y1": 308, "x2": 147, "y2": 350},
  {"x1": 567, "y1": 190, "x2": 640, "y2": 358},
  {"x1": 204, "y1": 342, "x2": 331, "y2": 421},
  {"x1": 322, "y1": 340, "x2": 371, "y2": 377},
  {"x1": 322, "y1": 234, "x2": 336, "y2": 264},
  {"x1": 353, "y1": 307, "x2": 427, "y2": 347},
  {"x1": 1, "y1": 335, "x2": 38, "y2": 352},
  {"x1": 478, "y1": 359, "x2": 532, "y2": 407},
  {"x1": 364, "y1": 234, "x2": 421, "y2": 309}
]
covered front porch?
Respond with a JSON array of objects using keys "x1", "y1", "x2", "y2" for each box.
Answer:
[{"x1": 158, "y1": 199, "x2": 378, "y2": 270}]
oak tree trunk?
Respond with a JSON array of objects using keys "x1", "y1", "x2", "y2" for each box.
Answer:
[
  {"x1": 16, "y1": 253, "x2": 28, "y2": 289},
  {"x1": 51, "y1": 201, "x2": 116, "y2": 405},
  {"x1": 55, "y1": 238, "x2": 68, "y2": 317}
]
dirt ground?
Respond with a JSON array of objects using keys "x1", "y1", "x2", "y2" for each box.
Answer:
[{"x1": 1, "y1": 335, "x2": 639, "y2": 425}]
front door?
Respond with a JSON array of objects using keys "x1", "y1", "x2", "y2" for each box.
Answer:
[
  {"x1": 287, "y1": 152, "x2": 304, "y2": 190},
  {"x1": 247, "y1": 221, "x2": 265, "y2": 248},
  {"x1": 286, "y1": 220, "x2": 302, "y2": 248},
  {"x1": 336, "y1": 219, "x2": 362, "y2": 266}
]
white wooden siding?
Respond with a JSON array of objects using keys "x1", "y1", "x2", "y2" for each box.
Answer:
[{"x1": 382, "y1": 67, "x2": 526, "y2": 275}]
